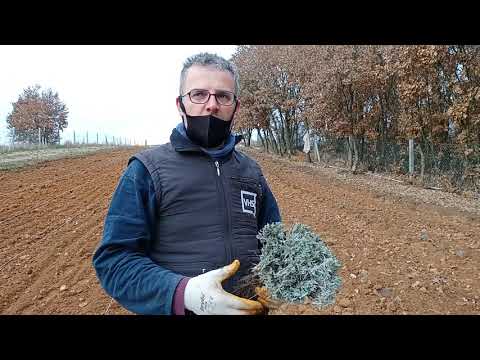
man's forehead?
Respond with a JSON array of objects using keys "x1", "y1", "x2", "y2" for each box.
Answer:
[
  {"x1": 185, "y1": 65, "x2": 234, "y2": 84},
  {"x1": 186, "y1": 64, "x2": 229, "y2": 74}
]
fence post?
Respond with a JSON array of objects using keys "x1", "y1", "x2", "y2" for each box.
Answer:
[
  {"x1": 38, "y1": 128, "x2": 41, "y2": 145},
  {"x1": 86, "y1": 132, "x2": 89, "y2": 145},
  {"x1": 11, "y1": 128, "x2": 16, "y2": 152},
  {"x1": 74, "y1": 131, "x2": 76, "y2": 144},
  {"x1": 97, "y1": 133, "x2": 99, "y2": 144},
  {"x1": 314, "y1": 137, "x2": 320, "y2": 162},
  {"x1": 409, "y1": 139, "x2": 414, "y2": 176}
]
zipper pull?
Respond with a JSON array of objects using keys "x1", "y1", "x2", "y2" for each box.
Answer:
[{"x1": 214, "y1": 161, "x2": 220, "y2": 176}]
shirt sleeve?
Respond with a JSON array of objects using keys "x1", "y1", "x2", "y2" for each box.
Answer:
[{"x1": 92, "y1": 159, "x2": 185, "y2": 315}]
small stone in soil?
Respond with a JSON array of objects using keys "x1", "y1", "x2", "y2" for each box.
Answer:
[{"x1": 377, "y1": 287, "x2": 394, "y2": 298}]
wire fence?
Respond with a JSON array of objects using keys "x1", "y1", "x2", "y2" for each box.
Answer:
[
  {"x1": 0, "y1": 130, "x2": 150, "y2": 170},
  {"x1": 0, "y1": 130, "x2": 149, "y2": 154},
  {"x1": 308, "y1": 135, "x2": 480, "y2": 194},
  {"x1": 60, "y1": 130, "x2": 148, "y2": 147},
  {"x1": 248, "y1": 131, "x2": 480, "y2": 195}
]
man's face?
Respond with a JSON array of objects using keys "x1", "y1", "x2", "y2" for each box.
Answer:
[{"x1": 177, "y1": 65, "x2": 239, "y2": 122}]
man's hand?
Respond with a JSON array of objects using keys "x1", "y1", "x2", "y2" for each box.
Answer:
[
  {"x1": 184, "y1": 260, "x2": 264, "y2": 315},
  {"x1": 255, "y1": 286, "x2": 282, "y2": 311}
]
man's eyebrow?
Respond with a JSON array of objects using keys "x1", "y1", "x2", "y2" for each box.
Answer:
[{"x1": 192, "y1": 88, "x2": 233, "y2": 93}]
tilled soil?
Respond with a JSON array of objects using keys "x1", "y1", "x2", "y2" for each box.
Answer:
[{"x1": 1, "y1": 146, "x2": 479, "y2": 315}]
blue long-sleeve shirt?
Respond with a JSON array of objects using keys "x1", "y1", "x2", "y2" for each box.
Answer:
[{"x1": 93, "y1": 133, "x2": 281, "y2": 315}]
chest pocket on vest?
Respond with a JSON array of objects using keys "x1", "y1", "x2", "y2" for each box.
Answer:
[
  {"x1": 159, "y1": 261, "x2": 217, "y2": 278},
  {"x1": 230, "y1": 176, "x2": 262, "y2": 227}
]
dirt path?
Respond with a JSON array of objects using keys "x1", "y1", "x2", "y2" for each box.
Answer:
[{"x1": 1, "y1": 146, "x2": 479, "y2": 314}]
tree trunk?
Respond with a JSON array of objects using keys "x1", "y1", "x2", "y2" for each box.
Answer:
[
  {"x1": 263, "y1": 129, "x2": 271, "y2": 153},
  {"x1": 347, "y1": 136, "x2": 353, "y2": 168},
  {"x1": 256, "y1": 127, "x2": 265, "y2": 150},
  {"x1": 379, "y1": 94, "x2": 387, "y2": 170},
  {"x1": 291, "y1": 122, "x2": 298, "y2": 154},
  {"x1": 292, "y1": 122, "x2": 299, "y2": 150},
  {"x1": 265, "y1": 132, "x2": 271, "y2": 153},
  {"x1": 277, "y1": 109, "x2": 292, "y2": 157},
  {"x1": 283, "y1": 118, "x2": 293, "y2": 157},
  {"x1": 271, "y1": 115, "x2": 284, "y2": 156},
  {"x1": 348, "y1": 135, "x2": 359, "y2": 172},
  {"x1": 244, "y1": 128, "x2": 252, "y2": 147},
  {"x1": 305, "y1": 152, "x2": 312, "y2": 163},
  {"x1": 279, "y1": 123, "x2": 286, "y2": 156},
  {"x1": 358, "y1": 136, "x2": 364, "y2": 163},
  {"x1": 267, "y1": 127, "x2": 279, "y2": 155},
  {"x1": 352, "y1": 136, "x2": 359, "y2": 173}
]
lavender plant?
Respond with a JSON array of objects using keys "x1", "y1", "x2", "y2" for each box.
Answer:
[{"x1": 253, "y1": 222, "x2": 342, "y2": 307}]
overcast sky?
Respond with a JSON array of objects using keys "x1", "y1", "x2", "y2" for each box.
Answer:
[{"x1": 0, "y1": 45, "x2": 238, "y2": 145}]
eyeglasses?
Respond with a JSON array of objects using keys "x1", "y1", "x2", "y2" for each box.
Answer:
[{"x1": 182, "y1": 89, "x2": 237, "y2": 106}]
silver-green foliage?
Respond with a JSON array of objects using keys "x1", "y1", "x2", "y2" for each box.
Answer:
[{"x1": 253, "y1": 222, "x2": 342, "y2": 307}]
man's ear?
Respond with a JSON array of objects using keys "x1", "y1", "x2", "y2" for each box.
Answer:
[
  {"x1": 230, "y1": 99, "x2": 240, "y2": 131},
  {"x1": 234, "y1": 99, "x2": 241, "y2": 116},
  {"x1": 176, "y1": 97, "x2": 184, "y2": 116}
]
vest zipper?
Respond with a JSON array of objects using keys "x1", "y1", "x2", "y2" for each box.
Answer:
[{"x1": 213, "y1": 159, "x2": 233, "y2": 269}]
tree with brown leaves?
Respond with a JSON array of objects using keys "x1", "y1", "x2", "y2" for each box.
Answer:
[{"x1": 7, "y1": 84, "x2": 69, "y2": 144}]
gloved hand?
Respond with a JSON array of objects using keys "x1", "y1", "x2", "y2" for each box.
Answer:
[
  {"x1": 184, "y1": 259, "x2": 264, "y2": 315},
  {"x1": 255, "y1": 286, "x2": 283, "y2": 311}
]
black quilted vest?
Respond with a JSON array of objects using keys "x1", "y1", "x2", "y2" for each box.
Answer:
[{"x1": 129, "y1": 129, "x2": 264, "y2": 293}]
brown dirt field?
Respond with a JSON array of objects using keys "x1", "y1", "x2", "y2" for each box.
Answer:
[{"x1": 1, "y1": 146, "x2": 479, "y2": 315}]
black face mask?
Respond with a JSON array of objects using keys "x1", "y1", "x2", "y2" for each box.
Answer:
[{"x1": 178, "y1": 98, "x2": 237, "y2": 148}]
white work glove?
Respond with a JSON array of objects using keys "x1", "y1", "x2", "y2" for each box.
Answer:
[{"x1": 184, "y1": 259, "x2": 264, "y2": 315}]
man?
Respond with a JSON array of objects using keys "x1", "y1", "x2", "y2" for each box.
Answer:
[{"x1": 93, "y1": 52, "x2": 281, "y2": 315}]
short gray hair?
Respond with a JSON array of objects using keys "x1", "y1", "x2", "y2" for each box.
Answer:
[{"x1": 179, "y1": 52, "x2": 240, "y2": 96}]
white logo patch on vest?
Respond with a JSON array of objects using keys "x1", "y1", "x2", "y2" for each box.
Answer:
[{"x1": 241, "y1": 190, "x2": 257, "y2": 217}]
